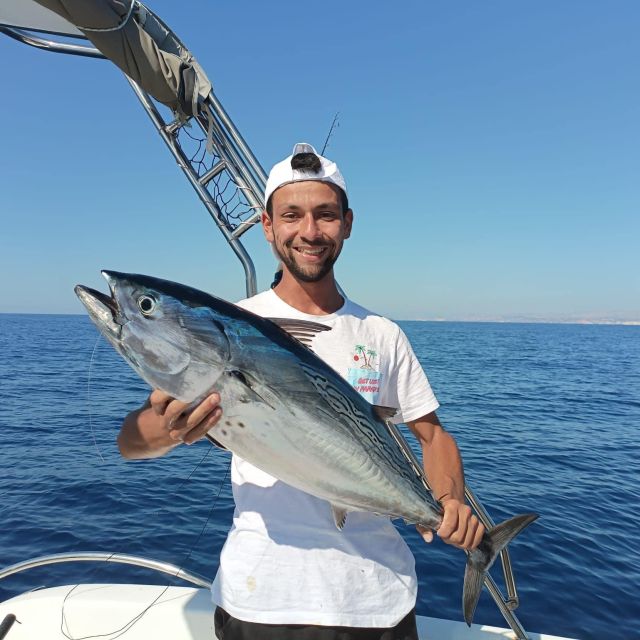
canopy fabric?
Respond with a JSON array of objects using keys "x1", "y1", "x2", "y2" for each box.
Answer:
[
  {"x1": 0, "y1": 0, "x2": 82, "y2": 36},
  {"x1": 32, "y1": 0, "x2": 212, "y2": 118}
]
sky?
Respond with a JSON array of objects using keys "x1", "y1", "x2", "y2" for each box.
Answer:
[{"x1": 1, "y1": 1, "x2": 638, "y2": 322}]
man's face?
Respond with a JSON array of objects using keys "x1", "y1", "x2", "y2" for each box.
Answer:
[{"x1": 262, "y1": 181, "x2": 353, "y2": 283}]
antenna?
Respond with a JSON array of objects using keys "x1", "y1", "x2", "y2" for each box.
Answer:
[{"x1": 321, "y1": 112, "x2": 340, "y2": 155}]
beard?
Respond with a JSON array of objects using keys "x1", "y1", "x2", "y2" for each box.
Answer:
[{"x1": 274, "y1": 240, "x2": 341, "y2": 283}]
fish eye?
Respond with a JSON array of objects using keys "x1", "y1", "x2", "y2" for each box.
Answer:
[{"x1": 137, "y1": 294, "x2": 157, "y2": 316}]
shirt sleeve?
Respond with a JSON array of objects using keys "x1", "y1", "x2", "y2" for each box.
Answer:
[{"x1": 385, "y1": 325, "x2": 439, "y2": 424}]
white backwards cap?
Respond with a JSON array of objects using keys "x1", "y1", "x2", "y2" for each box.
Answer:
[{"x1": 265, "y1": 142, "x2": 347, "y2": 205}]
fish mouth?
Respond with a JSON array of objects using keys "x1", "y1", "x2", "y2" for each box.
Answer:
[{"x1": 74, "y1": 271, "x2": 126, "y2": 339}]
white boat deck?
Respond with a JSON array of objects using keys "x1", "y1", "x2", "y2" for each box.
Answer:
[{"x1": 0, "y1": 584, "x2": 577, "y2": 640}]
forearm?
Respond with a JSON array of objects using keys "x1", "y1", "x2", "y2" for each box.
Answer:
[
  {"x1": 408, "y1": 412, "x2": 466, "y2": 504},
  {"x1": 118, "y1": 402, "x2": 178, "y2": 459},
  {"x1": 421, "y1": 425, "x2": 466, "y2": 504}
]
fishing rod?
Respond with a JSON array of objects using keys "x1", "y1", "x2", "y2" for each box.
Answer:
[{"x1": 321, "y1": 112, "x2": 340, "y2": 155}]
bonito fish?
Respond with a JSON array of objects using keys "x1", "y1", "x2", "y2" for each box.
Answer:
[{"x1": 75, "y1": 270, "x2": 538, "y2": 625}]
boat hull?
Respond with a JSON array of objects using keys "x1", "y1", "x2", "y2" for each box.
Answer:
[{"x1": 0, "y1": 584, "x2": 579, "y2": 640}]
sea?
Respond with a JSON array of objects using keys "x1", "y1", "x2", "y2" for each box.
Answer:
[{"x1": 1, "y1": 314, "x2": 639, "y2": 640}]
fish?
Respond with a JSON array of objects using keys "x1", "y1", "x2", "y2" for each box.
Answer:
[{"x1": 75, "y1": 270, "x2": 538, "y2": 626}]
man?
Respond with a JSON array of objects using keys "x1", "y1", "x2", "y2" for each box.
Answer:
[{"x1": 119, "y1": 143, "x2": 484, "y2": 640}]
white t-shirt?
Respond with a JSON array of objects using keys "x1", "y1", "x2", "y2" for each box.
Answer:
[{"x1": 211, "y1": 289, "x2": 439, "y2": 627}]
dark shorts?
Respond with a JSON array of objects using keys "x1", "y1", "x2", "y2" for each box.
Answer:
[{"x1": 214, "y1": 606, "x2": 419, "y2": 640}]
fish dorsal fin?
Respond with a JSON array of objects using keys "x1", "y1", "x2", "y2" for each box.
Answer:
[
  {"x1": 373, "y1": 405, "x2": 398, "y2": 421},
  {"x1": 331, "y1": 504, "x2": 348, "y2": 530},
  {"x1": 268, "y1": 318, "x2": 331, "y2": 350}
]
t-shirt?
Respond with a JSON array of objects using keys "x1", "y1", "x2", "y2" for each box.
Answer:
[{"x1": 211, "y1": 289, "x2": 439, "y2": 627}]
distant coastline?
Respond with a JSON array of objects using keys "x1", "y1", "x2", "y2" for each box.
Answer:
[
  {"x1": 408, "y1": 317, "x2": 640, "y2": 326},
  {"x1": 1, "y1": 312, "x2": 639, "y2": 326}
]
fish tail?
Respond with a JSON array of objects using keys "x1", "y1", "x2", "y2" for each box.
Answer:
[{"x1": 462, "y1": 513, "x2": 538, "y2": 626}]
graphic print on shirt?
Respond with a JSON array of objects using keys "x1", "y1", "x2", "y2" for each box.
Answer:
[{"x1": 347, "y1": 344, "x2": 383, "y2": 403}]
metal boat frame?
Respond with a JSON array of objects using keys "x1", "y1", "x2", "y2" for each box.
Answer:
[{"x1": 1, "y1": 14, "x2": 532, "y2": 640}]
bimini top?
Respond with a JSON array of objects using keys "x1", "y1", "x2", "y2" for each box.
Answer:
[{"x1": 0, "y1": 0, "x2": 212, "y2": 119}]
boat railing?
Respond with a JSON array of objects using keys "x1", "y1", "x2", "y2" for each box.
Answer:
[
  {"x1": 0, "y1": 552, "x2": 211, "y2": 589},
  {"x1": 1, "y1": 16, "x2": 532, "y2": 640}
]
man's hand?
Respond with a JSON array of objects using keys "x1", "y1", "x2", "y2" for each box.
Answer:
[
  {"x1": 150, "y1": 389, "x2": 223, "y2": 445},
  {"x1": 416, "y1": 498, "x2": 485, "y2": 550}
]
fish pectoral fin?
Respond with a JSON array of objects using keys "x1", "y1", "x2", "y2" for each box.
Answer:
[
  {"x1": 268, "y1": 318, "x2": 331, "y2": 351},
  {"x1": 331, "y1": 504, "x2": 349, "y2": 530},
  {"x1": 373, "y1": 405, "x2": 398, "y2": 421},
  {"x1": 226, "y1": 369, "x2": 275, "y2": 410}
]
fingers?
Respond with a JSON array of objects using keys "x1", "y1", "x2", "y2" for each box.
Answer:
[
  {"x1": 461, "y1": 516, "x2": 481, "y2": 550},
  {"x1": 471, "y1": 520, "x2": 485, "y2": 549},
  {"x1": 182, "y1": 402, "x2": 223, "y2": 445},
  {"x1": 165, "y1": 393, "x2": 222, "y2": 445},
  {"x1": 436, "y1": 500, "x2": 485, "y2": 550},
  {"x1": 416, "y1": 525, "x2": 433, "y2": 543},
  {"x1": 149, "y1": 389, "x2": 174, "y2": 415},
  {"x1": 437, "y1": 502, "x2": 460, "y2": 541},
  {"x1": 185, "y1": 393, "x2": 221, "y2": 430},
  {"x1": 163, "y1": 398, "x2": 191, "y2": 433}
]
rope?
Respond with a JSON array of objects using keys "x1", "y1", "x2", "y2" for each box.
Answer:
[{"x1": 80, "y1": 0, "x2": 137, "y2": 33}]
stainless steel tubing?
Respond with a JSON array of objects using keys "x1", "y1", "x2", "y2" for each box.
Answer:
[
  {"x1": 193, "y1": 104, "x2": 265, "y2": 225},
  {"x1": 0, "y1": 26, "x2": 104, "y2": 58},
  {"x1": 207, "y1": 90, "x2": 268, "y2": 187},
  {"x1": 484, "y1": 573, "x2": 530, "y2": 639},
  {"x1": 0, "y1": 552, "x2": 212, "y2": 589},
  {"x1": 198, "y1": 160, "x2": 227, "y2": 187},
  {"x1": 126, "y1": 77, "x2": 257, "y2": 297}
]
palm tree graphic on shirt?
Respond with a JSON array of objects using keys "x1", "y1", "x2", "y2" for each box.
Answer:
[
  {"x1": 353, "y1": 345, "x2": 377, "y2": 370},
  {"x1": 366, "y1": 348, "x2": 377, "y2": 368}
]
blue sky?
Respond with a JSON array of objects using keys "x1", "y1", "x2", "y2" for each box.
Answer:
[{"x1": 1, "y1": 1, "x2": 638, "y2": 321}]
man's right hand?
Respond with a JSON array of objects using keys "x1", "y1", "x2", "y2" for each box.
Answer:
[
  {"x1": 150, "y1": 389, "x2": 223, "y2": 445},
  {"x1": 118, "y1": 390, "x2": 223, "y2": 459}
]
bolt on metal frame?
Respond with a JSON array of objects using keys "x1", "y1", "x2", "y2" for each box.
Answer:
[{"x1": 0, "y1": 21, "x2": 532, "y2": 640}]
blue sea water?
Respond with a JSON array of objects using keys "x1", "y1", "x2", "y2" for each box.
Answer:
[{"x1": 1, "y1": 314, "x2": 639, "y2": 640}]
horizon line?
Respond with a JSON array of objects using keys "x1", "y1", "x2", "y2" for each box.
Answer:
[{"x1": 1, "y1": 311, "x2": 639, "y2": 327}]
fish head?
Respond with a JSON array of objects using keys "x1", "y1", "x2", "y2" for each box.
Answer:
[{"x1": 75, "y1": 271, "x2": 232, "y2": 402}]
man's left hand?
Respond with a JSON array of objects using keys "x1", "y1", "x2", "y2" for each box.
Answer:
[{"x1": 416, "y1": 499, "x2": 485, "y2": 550}]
